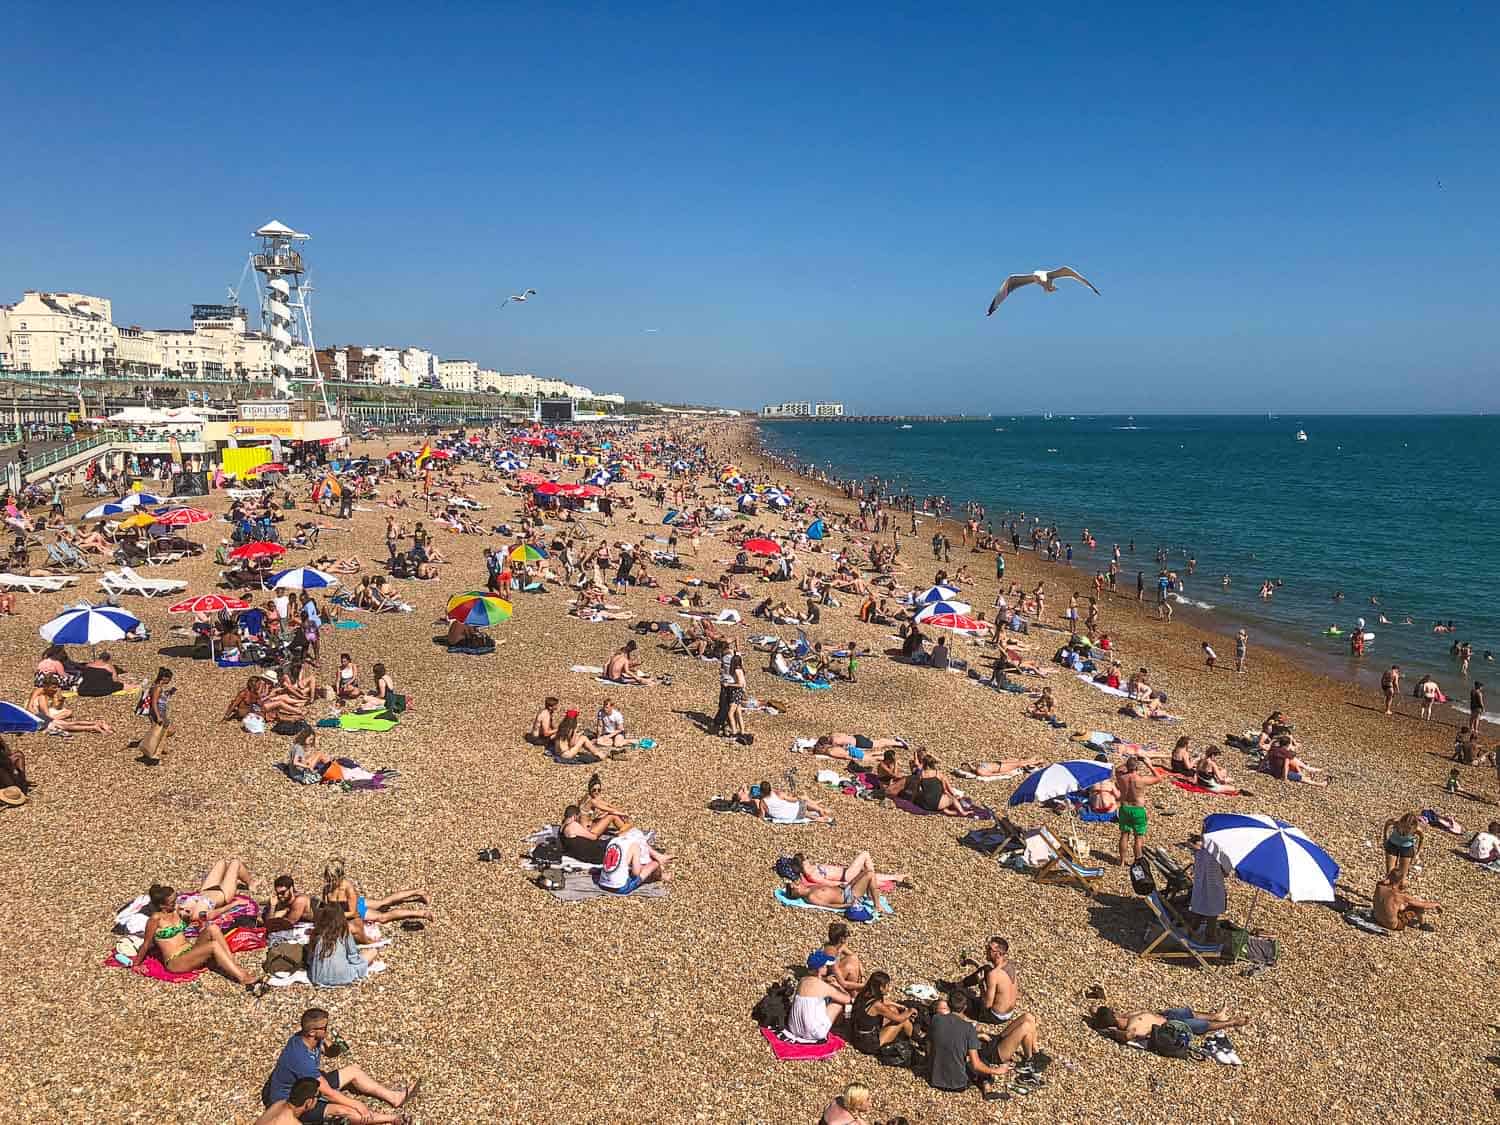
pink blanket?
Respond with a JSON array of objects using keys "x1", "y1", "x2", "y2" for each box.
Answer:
[
  {"x1": 104, "y1": 925, "x2": 268, "y2": 983},
  {"x1": 760, "y1": 1027, "x2": 846, "y2": 1060}
]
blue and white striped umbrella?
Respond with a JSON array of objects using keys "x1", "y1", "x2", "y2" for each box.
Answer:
[
  {"x1": 0, "y1": 701, "x2": 45, "y2": 734},
  {"x1": 85, "y1": 502, "x2": 132, "y2": 519},
  {"x1": 915, "y1": 599, "x2": 972, "y2": 621},
  {"x1": 116, "y1": 492, "x2": 165, "y2": 508},
  {"x1": 723, "y1": 475, "x2": 745, "y2": 487},
  {"x1": 586, "y1": 469, "x2": 612, "y2": 486},
  {"x1": 39, "y1": 604, "x2": 141, "y2": 645},
  {"x1": 1201, "y1": 813, "x2": 1340, "y2": 903},
  {"x1": 270, "y1": 567, "x2": 339, "y2": 591},
  {"x1": 1008, "y1": 760, "x2": 1113, "y2": 806},
  {"x1": 671, "y1": 459, "x2": 689, "y2": 472},
  {"x1": 737, "y1": 493, "x2": 758, "y2": 509},
  {"x1": 914, "y1": 584, "x2": 962, "y2": 604}
]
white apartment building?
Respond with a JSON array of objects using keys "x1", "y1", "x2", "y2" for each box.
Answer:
[
  {"x1": 359, "y1": 346, "x2": 405, "y2": 386},
  {"x1": 400, "y1": 347, "x2": 436, "y2": 387},
  {"x1": 437, "y1": 358, "x2": 479, "y2": 392},
  {"x1": 0, "y1": 304, "x2": 10, "y2": 368},
  {"x1": 761, "y1": 401, "x2": 812, "y2": 417},
  {"x1": 4, "y1": 291, "x2": 117, "y2": 373},
  {"x1": 760, "y1": 401, "x2": 843, "y2": 417}
]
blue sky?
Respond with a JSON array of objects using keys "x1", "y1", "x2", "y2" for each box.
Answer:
[{"x1": 5, "y1": 3, "x2": 1496, "y2": 412}]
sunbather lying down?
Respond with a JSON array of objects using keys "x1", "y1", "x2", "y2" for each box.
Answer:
[
  {"x1": 1089, "y1": 1004, "x2": 1249, "y2": 1043},
  {"x1": 782, "y1": 871, "x2": 892, "y2": 914},
  {"x1": 791, "y1": 851, "x2": 913, "y2": 892},
  {"x1": 958, "y1": 758, "x2": 1044, "y2": 777},
  {"x1": 794, "y1": 733, "x2": 908, "y2": 763}
]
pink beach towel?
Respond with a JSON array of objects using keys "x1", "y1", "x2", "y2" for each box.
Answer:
[
  {"x1": 760, "y1": 1027, "x2": 846, "y2": 1060},
  {"x1": 104, "y1": 925, "x2": 267, "y2": 982}
]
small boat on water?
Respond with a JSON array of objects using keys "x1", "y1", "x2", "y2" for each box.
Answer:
[
  {"x1": 898, "y1": 424, "x2": 913, "y2": 430},
  {"x1": 1295, "y1": 429, "x2": 1308, "y2": 442}
]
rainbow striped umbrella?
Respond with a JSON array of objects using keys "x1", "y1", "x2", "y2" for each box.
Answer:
[
  {"x1": 445, "y1": 592, "x2": 513, "y2": 627},
  {"x1": 508, "y1": 544, "x2": 548, "y2": 563}
]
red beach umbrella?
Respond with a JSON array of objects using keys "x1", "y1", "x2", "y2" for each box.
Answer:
[
  {"x1": 921, "y1": 612, "x2": 986, "y2": 633},
  {"x1": 154, "y1": 507, "x2": 213, "y2": 527},
  {"x1": 249, "y1": 462, "x2": 287, "y2": 475},
  {"x1": 533, "y1": 482, "x2": 563, "y2": 496},
  {"x1": 228, "y1": 541, "x2": 287, "y2": 561},
  {"x1": 743, "y1": 537, "x2": 782, "y2": 556},
  {"x1": 168, "y1": 594, "x2": 251, "y2": 615}
]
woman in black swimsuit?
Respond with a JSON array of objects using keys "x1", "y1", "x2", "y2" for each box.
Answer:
[{"x1": 849, "y1": 972, "x2": 917, "y2": 1055}]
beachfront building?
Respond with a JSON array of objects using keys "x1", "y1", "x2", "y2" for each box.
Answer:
[
  {"x1": 2, "y1": 291, "x2": 117, "y2": 374},
  {"x1": 761, "y1": 401, "x2": 813, "y2": 417},
  {"x1": 399, "y1": 347, "x2": 436, "y2": 387},
  {"x1": 438, "y1": 358, "x2": 479, "y2": 392},
  {"x1": 814, "y1": 401, "x2": 845, "y2": 417}
]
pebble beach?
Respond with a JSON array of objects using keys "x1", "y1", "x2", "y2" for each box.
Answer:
[{"x1": 0, "y1": 418, "x2": 1495, "y2": 1124}]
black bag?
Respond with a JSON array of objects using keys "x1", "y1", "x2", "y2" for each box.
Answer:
[
  {"x1": 1129, "y1": 860, "x2": 1156, "y2": 897},
  {"x1": 1149, "y1": 1019, "x2": 1195, "y2": 1059},
  {"x1": 531, "y1": 839, "x2": 564, "y2": 866},
  {"x1": 751, "y1": 979, "x2": 795, "y2": 1030},
  {"x1": 877, "y1": 1039, "x2": 915, "y2": 1068}
]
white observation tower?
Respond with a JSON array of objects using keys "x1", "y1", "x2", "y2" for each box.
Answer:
[{"x1": 250, "y1": 220, "x2": 332, "y2": 415}]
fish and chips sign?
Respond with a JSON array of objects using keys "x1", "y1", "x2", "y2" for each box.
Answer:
[{"x1": 239, "y1": 401, "x2": 292, "y2": 421}]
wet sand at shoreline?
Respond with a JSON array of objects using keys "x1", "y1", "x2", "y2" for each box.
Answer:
[{"x1": 0, "y1": 418, "x2": 1495, "y2": 1123}]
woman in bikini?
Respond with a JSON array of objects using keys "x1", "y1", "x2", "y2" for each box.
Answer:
[
  {"x1": 132, "y1": 883, "x2": 266, "y2": 993},
  {"x1": 578, "y1": 773, "x2": 632, "y2": 834},
  {"x1": 321, "y1": 858, "x2": 434, "y2": 929},
  {"x1": 551, "y1": 710, "x2": 610, "y2": 762},
  {"x1": 794, "y1": 851, "x2": 913, "y2": 892},
  {"x1": 27, "y1": 678, "x2": 113, "y2": 735},
  {"x1": 783, "y1": 866, "x2": 888, "y2": 912},
  {"x1": 335, "y1": 653, "x2": 363, "y2": 702}
]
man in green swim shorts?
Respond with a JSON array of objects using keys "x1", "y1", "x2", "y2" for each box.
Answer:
[{"x1": 1116, "y1": 757, "x2": 1163, "y2": 864}]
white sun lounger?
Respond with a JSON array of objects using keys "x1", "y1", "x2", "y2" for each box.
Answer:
[
  {"x1": 0, "y1": 573, "x2": 79, "y2": 593},
  {"x1": 97, "y1": 566, "x2": 188, "y2": 598}
]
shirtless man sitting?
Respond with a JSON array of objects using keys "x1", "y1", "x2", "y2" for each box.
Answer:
[
  {"x1": 1089, "y1": 1004, "x2": 1249, "y2": 1043},
  {"x1": 264, "y1": 875, "x2": 313, "y2": 932},
  {"x1": 1373, "y1": 872, "x2": 1442, "y2": 932},
  {"x1": 957, "y1": 936, "x2": 1022, "y2": 1026},
  {"x1": 603, "y1": 641, "x2": 657, "y2": 686}
]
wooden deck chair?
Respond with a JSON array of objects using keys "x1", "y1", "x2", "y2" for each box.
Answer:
[
  {"x1": 663, "y1": 621, "x2": 695, "y2": 657},
  {"x1": 1031, "y1": 826, "x2": 1104, "y2": 896},
  {"x1": 1139, "y1": 891, "x2": 1223, "y2": 969}
]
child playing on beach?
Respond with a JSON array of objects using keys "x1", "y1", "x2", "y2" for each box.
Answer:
[{"x1": 1202, "y1": 642, "x2": 1217, "y2": 671}]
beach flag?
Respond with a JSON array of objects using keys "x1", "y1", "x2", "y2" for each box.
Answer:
[
  {"x1": 321, "y1": 472, "x2": 342, "y2": 499},
  {"x1": 168, "y1": 434, "x2": 183, "y2": 467},
  {"x1": 415, "y1": 442, "x2": 432, "y2": 467}
]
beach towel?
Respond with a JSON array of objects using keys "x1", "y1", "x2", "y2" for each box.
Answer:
[
  {"x1": 540, "y1": 869, "x2": 669, "y2": 902},
  {"x1": 1078, "y1": 674, "x2": 1133, "y2": 698},
  {"x1": 1343, "y1": 909, "x2": 1391, "y2": 936},
  {"x1": 954, "y1": 768, "x2": 1022, "y2": 782},
  {"x1": 315, "y1": 711, "x2": 398, "y2": 733},
  {"x1": 331, "y1": 620, "x2": 362, "y2": 630},
  {"x1": 782, "y1": 675, "x2": 832, "y2": 691},
  {"x1": 1168, "y1": 777, "x2": 1245, "y2": 797},
  {"x1": 892, "y1": 796, "x2": 994, "y2": 821},
  {"x1": 773, "y1": 888, "x2": 891, "y2": 919},
  {"x1": 570, "y1": 665, "x2": 605, "y2": 675},
  {"x1": 1074, "y1": 803, "x2": 1118, "y2": 824},
  {"x1": 761, "y1": 1026, "x2": 846, "y2": 1060}
]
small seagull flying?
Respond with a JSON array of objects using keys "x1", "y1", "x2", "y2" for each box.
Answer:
[
  {"x1": 987, "y1": 267, "x2": 1100, "y2": 316},
  {"x1": 501, "y1": 288, "x2": 537, "y2": 309}
]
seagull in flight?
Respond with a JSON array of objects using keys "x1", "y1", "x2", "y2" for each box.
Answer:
[
  {"x1": 987, "y1": 267, "x2": 1100, "y2": 316},
  {"x1": 501, "y1": 289, "x2": 537, "y2": 309}
]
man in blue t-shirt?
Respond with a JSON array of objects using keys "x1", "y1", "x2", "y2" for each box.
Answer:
[{"x1": 261, "y1": 1007, "x2": 418, "y2": 1124}]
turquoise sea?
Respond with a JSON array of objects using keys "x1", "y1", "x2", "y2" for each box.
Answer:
[{"x1": 757, "y1": 415, "x2": 1500, "y2": 709}]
